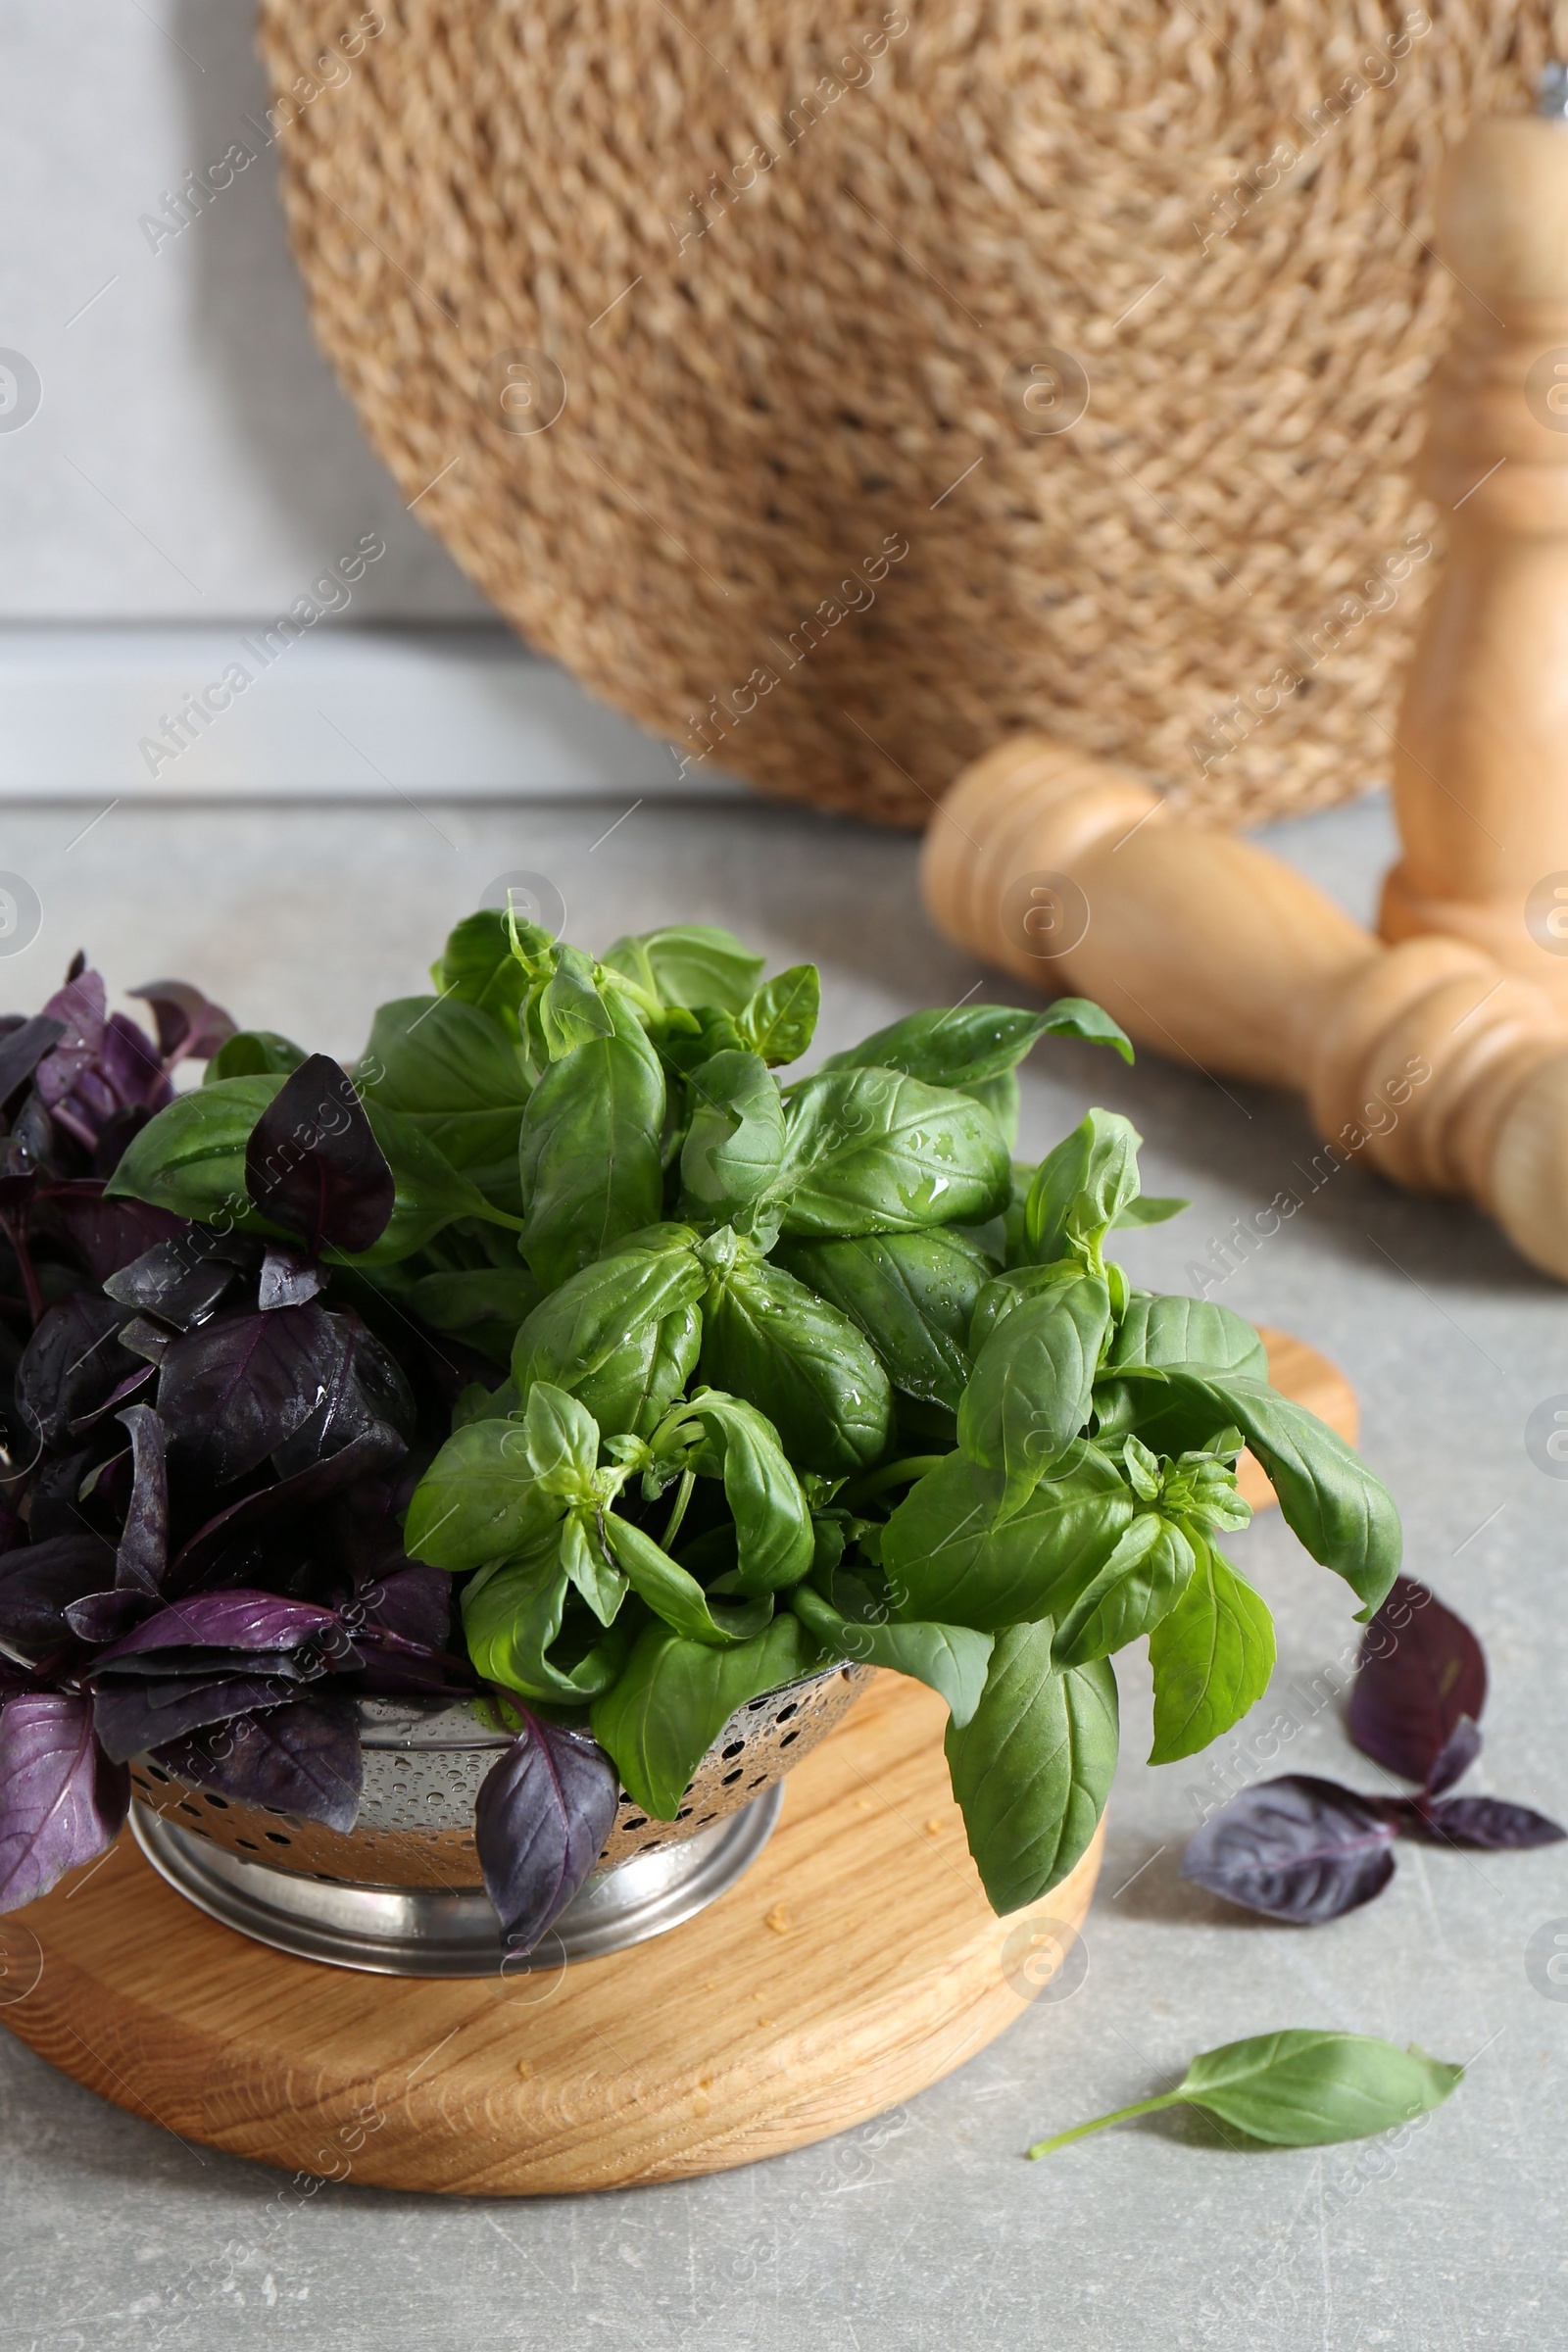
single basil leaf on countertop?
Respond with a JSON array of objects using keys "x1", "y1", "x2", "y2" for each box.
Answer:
[
  {"x1": 957, "y1": 1275, "x2": 1110, "y2": 1519},
  {"x1": 698, "y1": 1248, "x2": 893, "y2": 1475},
  {"x1": 735, "y1": 964, "x2": 819, "y2": 1066},
  {"x1": 474, "y1": 1708, "x2": 621, "y2": 1952},
  {"x1": 590, "y1": 1612, "x2": 824, "y2": 1819},
  {"x1": 0, "y1": 1693, "x2": 130, "y2": 1915},
  {"x1": 1410, "y1": 1794, "x2": 1567, "y2": 1850},
  {"x1": 789, "y1": 1584, "x2": 992, "y2": 1726},
  {"x1": 1147, "y1": 1538, "x2": 1276, "y2": 1764},
  {"x1": 771, "y1": 1067, "x2": 1011, "y2": 1239},
  {"x1": 1181, "y1": 1774, "x2": 1400, "y2": 1923},
  {"x1": 1347, "y1": 1575, "x2": 1487, "y2": 1787},
  {"x1": 154, "y1": 1692, "x2": 363, "y2": 1832},
  {"x1": 1028, "y1": 2033, "x2": 1463, "y2": 2157},
  {"x1": 775, "y1": 1228, "x2": 997, "y2": 1413},
  {"x1": 517, "y1": 1000, "x2": 665, "y2": 1288},
  {"x1": 943, "y1": 1622, "x2": 1118, "y2": 1915},
  {"x1": 602, "y1": 925, "x2": 765, "y2": 1014}
]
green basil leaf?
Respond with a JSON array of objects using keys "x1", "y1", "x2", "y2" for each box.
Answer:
[
  {"x1": 675, "y1": 1391, "x2": 814, "y2": 1593},
  {"x1": 773, "y1": 1068, "x2": 1011, "y2": 1238},
  {"x1": 968, "y1": 1261, "x2": 1081, "y2": 1355},
  {"x1": 699, "y1": 1251, "x2": 893, "y2": 1474},
  {"x1": 517, "y1": 997, "x2": 665, "y2": 1287},
  {"x1": 432, "y1": 908, "x2": 532, "y2": 1027},
  {"x1": 1125, "y1": 1370, "x2": 1399, "y2": 1620},
  {"x1": 789, "y1": 1585, "x2": 992, "y2": 1726},
  {"x1": 603, "y1": 1513, "x2": 774, "y2": 1646},
  {"x1": 590, "y1": 1614, "x2": 824, "y2": 1817},
  {"x1": 410, "y1": 1268, "x2": 543, "y2": 1337},
  {"x1": 1023, "y1": 1109, "x2": 1142, "y2": 1266},
  {"x1": 560, "y1": 1510, "x2": 629, "y2": 1626},
  {"x1": 957, "y1": 1275, "x2": 1111, "y2": 1516},
  {"x1": 944, "y1": 1623, "x2": 1119, "y2": 1913},
  {"x1": 342, "y1": 1101, "x2": 519, "y2": 1265},
  {"x1": 602, "y1": 924, "x2": 765, "y2": 1013},
  {"x1": 106, "y1": 1074, "x2": 285, "y2": 1223},
  {"x1": 882, "y1": 1445, "x2": 1135, "y2": 1631},
  {"x1": 514, "y1": 1380, "x2": 600, "y2": 1493},
  {"x1": 403, "y1": 1417, "x2": 564, "y2": 1573},
  {"x1": 821, "y1": 1004, "x2": 1068, "y2": 1088},
  {"x1": 1051, "y1": 1514, "x2": 1196, "y2": 1667},
  {"x1": 462, "y1": 1543, "x2": 629, "y2": 1700},
  {"x1": 1146, "y1": 1536, "x2": 1275, "y2": 1763},
  {"x1": 203, "y1": 1030, "x2": 306, "y2": 1084},
  {"x1": 1103, "y1": 1294, "x2": 1268, "y2": 1381},
  {"x1": 360, "y1": 994, "x2": 532, "y2": 1207},
  {"x1": 776, "y1": 1228, "x2": 997, "y2": 1413},
  {"x1": 513, "y1": 1244, "x2": 707, "y2": 1438},
  {"x1": 1181, "y1": 2032, "x2": 1464, "y2": 2146},
  {"x1": 679, "y1": 1050, "x2": 786, "y2": 1216},
  {"x1": 538, "y1": 943, "x2": 616, "y2": 1059},
  {"x1": 1110, "y1": 1195, "x2": 1188, "y2": 1228},
  {"x1": 736, "y1": 963, "x2": 819, "y2": 1065},
  {"x1": 1038, "y1": 998, "x2": 1134, "y2": 1063},
  {"x1": 962, "y1": 1069, "x2": 1020, "y2": 1152}
]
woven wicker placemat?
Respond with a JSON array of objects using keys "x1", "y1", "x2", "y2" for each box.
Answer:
[{"x1": 258, "y1": 2, "x2": 1564, "y2": 827}]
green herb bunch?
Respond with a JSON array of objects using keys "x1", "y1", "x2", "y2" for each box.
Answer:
[{"x1": 112, "y1": 910, "x2": 1401, "y2": 1918}]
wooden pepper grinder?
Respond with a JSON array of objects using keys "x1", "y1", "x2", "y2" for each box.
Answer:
[
  {"x1": 920, "y1": 736, "x2": 1568, "y2": 1281},
  {"x1": 1380, "y1": 73, "x2": 1568, "y2": 996}
]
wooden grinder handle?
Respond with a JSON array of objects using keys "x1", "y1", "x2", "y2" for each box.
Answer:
[{"x1": 922, "y1": 735, "x2": 1568, "y2": 1281}]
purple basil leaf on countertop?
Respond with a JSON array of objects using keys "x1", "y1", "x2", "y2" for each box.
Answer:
[
  {"x1": 0, "y1": 1692, "x2": 129, "y2": 1912},
  {"x1": 156, "y1": 1301, "x2": 349, "y2": 1488},
  {"x1": 0, "y1": 1014, "x2": 67, "y2": 1109},
  {"x1": 245, "y1": 1054, "x2": 396, "y2": 1257},
  {"x1": 15, "y1": 1294, "x2": 138, "y2": 1447},
  {"x1": 129, "y1": 979, "x2": 238, "y2": 1069},
  {"x1": 92, "y1": 1672, "x2": 298, "y2": 1764},
  {"x1": 153, "y1": 1692, "x2": 362, "y2": 1831},
  {"x1": 91, "y1": 1588, "x2": 339, "y2": 1665},
  {"x1": 114, "y1": 1403, "x2": 169, "y2": 1595},
  {"x1": 1413, "y1": 1795, "x2": 1567, "y2": 1850},
  {"x1": 1425, "y1": 1715, "x2": 1483, "y2": 1797},
  {"x1": 1348, "y1": 1574, "x2": 1487, "y2": 1787},
  {"x1": 1182, "y1": 1775, "x2": 1400, "y2": 1924},
  {"x1": 0, "y1": 1532, "x2": 118, "y2": 1662},
  {"x1": 258, "y1": 1244, "x2": 323, "y2": 1311},
  {"x1": 105, "y1": 1230, "x2": 258, "y2": 1331},
  {"x1": 474, "y1": 1710, "x2": 619, "y2": 1954}
]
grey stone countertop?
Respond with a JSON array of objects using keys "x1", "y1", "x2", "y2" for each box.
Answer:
[{"x1": 0, "y1": 788, "x2": 1563, "y2": 2352}]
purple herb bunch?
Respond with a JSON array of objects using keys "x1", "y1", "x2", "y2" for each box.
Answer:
[{"x1": 1182, "y1": 1575, "x2": 1564, "y2": 1924}]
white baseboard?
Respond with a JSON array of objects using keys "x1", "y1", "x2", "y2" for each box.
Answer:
[{"x1": 0, "y1": 627, "x2": 745, "y2": 801}]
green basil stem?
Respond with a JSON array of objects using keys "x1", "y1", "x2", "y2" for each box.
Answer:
[
  {"x1": 841, "y1": 1455, "x2": 948, "y2": 1509},
  {"x1": 661, "y1": 1466, "x2": 697, "y2": 1551},
  {"x1": 1026, "y1": 2090, "x2": 1187, "y2": 2159}
]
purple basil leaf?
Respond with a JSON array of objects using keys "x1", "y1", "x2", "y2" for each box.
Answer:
[
  {"x1": 0, "y1": 1014, "x2": 67, "y2": 1109},
  {"x1": 170, "y1": 1429, "x2": 404, "y2": 1590},
  {"x1": 119, "y1": 1317, "x2": 172, "y2": 1364},
  {"x1": 91, "y1": 1588, "x2": 339, "y2": 1664},
  {"x1": 63, "y1": 1589, "x2": 160, "y2": 1645},
  {"x1": 245, "y1": 1054, "x2": 395, "y2": 1256},
  {"x1": 1425, "y1": 1714, "x2": 1483, "y2": 1797},
  {"x1": 269, "y1": 1314, "x2": 414, "y2": 1478},
  {"x1": 128, "y1": 979, "x2": 238, "y2": 1068},
  {"x1": 114, "y1": 1403, "x2": 169, "y2": 1595},
  {"x1": 15, "y1": 1294, "x2": 138, "y2": 1447},
  {"x1": 1415, "y1": 1794, "x2": 1568, "y2": 1850},
  {"x1": 38, "y1": 1183, "x2": 188, "y2": 1285},
  {"x1": 0, "y1": 1693, "x2": 128, "y2": 1912},
  {"x1": 92, "y1": 1672, "x2": 295, "y2": 1764},
  {"x1": 473, "y1": 1711, "x2": 619, "y2": 1954},
  {"x1": 350, "y1": 1562, "x2": 451, "y2": 1653},
  {"x1": 1181, "y1": 1774, "x2": 1399, "y2": 1924},
  {"x1": 64, "y1": 1357, "x2": 156, "y2": 1437},
  {"x1": 0, "y1": 1532, "x2": 117, "y2": 1663},
  {"x1": 97, "y1": 1014, "x2": 172, "y2": 1115},
  {"x1": 104, "y1": 1230, "x2": 257, "y2": 1330},
  {"x1": 1348, "y1": 1574, "x2": 1488, "y2": 1787},
  {"x1": 34, "y1": 969, "x2": 106, "y2": 1110},
  {"x1": 258, "y1": 1244, "x2": 323, "y2": 1311},
  {"x1": 156, "y1": 1300, "x2": 350, "y2": 1488},
  {"x1": 154, "y1": 1693, "x2": 362, "y2": 1831}
]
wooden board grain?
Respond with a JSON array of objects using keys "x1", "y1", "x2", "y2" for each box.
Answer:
[{"x1": 0, "y1": 1674, "x2": 1102, "y2": 2195}]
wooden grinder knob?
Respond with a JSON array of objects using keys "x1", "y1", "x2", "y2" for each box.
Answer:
[{"x1": 922, "y1": 735, "x2": 1568, "y2": 1282}]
